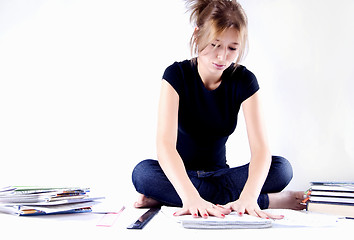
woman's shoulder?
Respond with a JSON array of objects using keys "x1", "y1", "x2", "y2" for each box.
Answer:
[
  {"x1": 226, "y1": 65, "x2": 259, "y2": 102},
  {"x1": 164, "y1": 59, "x2": 194, "y2": 73},
  {"x1": 163, "y1": 59, "x2": 195, "y2": 81},
  {"x1": 162, "y1": 59, "x2": 195, "y2": 95},
  {"x1": 224, "y1": 64, "x2": 255, "y2": 79}
]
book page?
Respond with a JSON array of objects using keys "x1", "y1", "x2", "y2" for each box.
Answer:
[{"x1": 264, "y1": 209, "x2": 339, "y2": 227}]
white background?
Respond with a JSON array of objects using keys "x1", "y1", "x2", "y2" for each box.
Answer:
[{"x1": 1, "y1": 0, "x2": 353, "y2": 200}]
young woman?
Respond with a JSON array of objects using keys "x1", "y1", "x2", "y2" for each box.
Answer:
[{"x1": 132, "y1": 0, "x2": 306, "y2": 219}]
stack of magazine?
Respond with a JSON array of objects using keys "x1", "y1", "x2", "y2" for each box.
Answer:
[
  {"x1": 306, "y1": 182, "x2": 354, "y2": 218},
  {"x1": 0, "y1": 186, "x2": 104, "y2": 216}
]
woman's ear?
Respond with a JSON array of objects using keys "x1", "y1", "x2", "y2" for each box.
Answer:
[{"x1": 193, "y1": 26, "x2": 199, "y2": 37}]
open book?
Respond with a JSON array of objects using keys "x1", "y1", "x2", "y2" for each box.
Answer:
[{"x1": 161, "y1": 206, "x2": 272, "y2": 229}]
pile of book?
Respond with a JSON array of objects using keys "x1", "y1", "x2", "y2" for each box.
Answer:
[
  {"x1": 0, "y1": 186, "x2": 104, "y2": 216},
  {"x1": 306, "y1": 182, "x2": 354, "y2": 218}
]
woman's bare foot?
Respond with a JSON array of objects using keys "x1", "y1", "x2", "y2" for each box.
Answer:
[
  {"x1": 268, "y1": 191, "x2": 306, "y2": 210},
  {"x1": 134, "y1": 193, "x2": 161, "y2": 208}
]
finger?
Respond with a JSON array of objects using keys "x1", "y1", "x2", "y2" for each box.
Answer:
[
  {"x1": 223, "y1": 202, "x2": 240, "y2": 213},
  {"x1": 199, "y1": 209, "x2": 209, "y2": 219},
  {"x1": 221, "y1": 202, "x2": 233, "y2": 210},
  {"x1": 215, "y1": 205, "x2": 232, "y2": 215},
  {"x1": 254, "y1": 209, "x2": 270, "y2": 219},
  {"x1": 206, "y1": 207, "x2": 226, "y2": 219},
  {"x1": 237, "y1": 206, "x2": 245, "y2": 216},
  {"x1": 191, "y1": 208, "x2": 199, "y2": 218},
  {"x1": 265, "y1": 212, "x2": 284, "y2": 220},
  {"x1": 256, "y1": 210, "x2": 284, "y2": 220},
  {"x1": 173, "y1": 208, "x2": 190, "y2": 216},
  {"x1": 221, "y1": 202, "x2": 245, "y2": 216},
  {"x1": 270, "y1": 214, "x2": 284, "y2": 220},
  {"x1": 174, "y1": 207, "x2": 199, "y2": 217},
  {"x1": 245, "y1": 209, "x2": 258, "y2": 218}
]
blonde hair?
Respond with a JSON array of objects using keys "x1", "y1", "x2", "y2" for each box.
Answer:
[{"x1": 185, "y1": 0, "x2": 249, "y2": 67}]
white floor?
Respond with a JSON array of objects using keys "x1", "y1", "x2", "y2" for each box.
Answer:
[{"x1": 1, "y1": 191, "x2": 353, "y2": 240}]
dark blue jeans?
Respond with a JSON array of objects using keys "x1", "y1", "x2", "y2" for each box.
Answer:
[{"x1": 132, "y1": 156, "x2": 293, "y2": 209}]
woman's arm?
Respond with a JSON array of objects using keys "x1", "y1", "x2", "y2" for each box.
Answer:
[
  {"x1": 241, "y1": 91, "x2": 271, "y2": 203},
  {"x1": 156, "y1": 80, "x2": 199, "y2": 203},
  {"x1": 224, "y1": 91, "x2": 278, "y2": 218},
  {"x1": 156, "y1": 80, "x2": 229, "y2": 218}
]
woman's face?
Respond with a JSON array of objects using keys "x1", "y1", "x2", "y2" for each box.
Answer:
[{"x1": 198, "y1": 28, "x2": 240, "y2": 76}]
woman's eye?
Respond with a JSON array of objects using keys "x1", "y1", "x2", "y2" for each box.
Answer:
[{"x1": 229, "y1": 47, "x2": 237, "y2": 51}]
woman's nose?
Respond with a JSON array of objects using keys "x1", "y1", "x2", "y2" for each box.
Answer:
[{"x1": 217, "y1": 47, "x2": 227, "y2": 60}]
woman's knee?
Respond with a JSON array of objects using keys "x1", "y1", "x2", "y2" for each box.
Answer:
[
  {"x1": 273, "y1": 155, "x2": 293, "y2": 180},
  {"x1": 269, "y1": 156, "x2": 293, "y2": 191},
  {"x1": 132, "y1": 159, "x2": 160, "y2": 194},
  {"x1": 131, "y1": 159, "x2": 181, "y2": 206}
]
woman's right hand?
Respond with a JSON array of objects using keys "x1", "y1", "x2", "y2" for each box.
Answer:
[{"x1": 173, "y1": 195, "x2": 231, "y2": 218}]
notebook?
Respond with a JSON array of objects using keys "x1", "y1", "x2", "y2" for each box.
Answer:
[{"x1": 161, "y1": 206, "x2": 272, "y2": 229}]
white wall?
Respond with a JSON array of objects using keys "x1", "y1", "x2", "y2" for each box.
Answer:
[
  {"x1": 239, "y1": 0, "x2": 354, "y2": 189},
  {"x1": 0, "y1": 0, "x2": 353, "y2": 199}
]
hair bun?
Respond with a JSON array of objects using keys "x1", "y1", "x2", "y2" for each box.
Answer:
[{"x1": 185, "y1": 0, "x2": 214, "y2": 26}]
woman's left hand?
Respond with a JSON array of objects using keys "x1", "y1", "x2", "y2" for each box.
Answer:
[{"x1": 223, "y1": 197, "x2": 284, "y2": 220}]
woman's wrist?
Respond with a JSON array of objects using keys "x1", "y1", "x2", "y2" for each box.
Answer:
[
  {"x1": 178, "y1": 185, "x2": 201, "y2": 205},
  {"x1": 239, "y1": 188, "x2": 259, "y2": 202}
]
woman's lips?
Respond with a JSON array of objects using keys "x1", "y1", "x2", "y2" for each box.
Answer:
[{"x1": 213, "y1": 62, "x2": 225, "y2": 70}]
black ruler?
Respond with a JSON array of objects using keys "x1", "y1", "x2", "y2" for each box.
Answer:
[{"x1": 127, "y1": 207, "x2": 161, "y2": 229}]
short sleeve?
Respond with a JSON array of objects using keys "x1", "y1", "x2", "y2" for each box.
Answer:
[
  {"x1": 236, "y1": 67, "x2": 260, "y2": 103},
  {"x1": 162, "y1": 62, "x2": 183, "y2": 96}
]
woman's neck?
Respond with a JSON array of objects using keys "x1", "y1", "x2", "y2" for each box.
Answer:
[{"x1": 197, "y1": 58, "x2": 222, "y2": 91}]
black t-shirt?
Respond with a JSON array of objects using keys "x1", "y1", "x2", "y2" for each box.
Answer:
[{"x1": 162, "y1": 59, "x2": 259, "y2": 171}]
